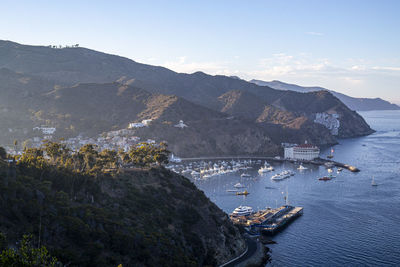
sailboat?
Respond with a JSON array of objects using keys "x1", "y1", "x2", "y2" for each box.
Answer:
[
  {"x1": 371, "y1": 176, "x2": 378, "y2": 186},
  {"x1": 327, "y1": 148, "x2": 334, "y2": 159}
]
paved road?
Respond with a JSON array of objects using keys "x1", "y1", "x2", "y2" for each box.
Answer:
[{"x1": 224, "y1": 237, "x2": 258, "y2": 267}]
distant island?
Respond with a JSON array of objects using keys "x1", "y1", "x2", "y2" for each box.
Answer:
[{"x1": 250, "y1": 79, "x2": 400, "y2": 111}]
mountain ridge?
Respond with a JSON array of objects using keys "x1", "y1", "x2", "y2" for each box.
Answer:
[
  {"x1": 250, "y1": 79, "x2": 400, "y2": 111},
  {"x1": 0, "y1": 40, "x2": 374, "y2": 154}
]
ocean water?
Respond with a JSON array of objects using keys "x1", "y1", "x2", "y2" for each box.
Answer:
[{"x1": 191, "y1": 110, "x2": 400, "y2": 266}]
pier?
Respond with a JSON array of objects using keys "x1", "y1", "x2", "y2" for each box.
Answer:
[{"x1": 230, "y1": 205, "x2": 303, "y2": 236}]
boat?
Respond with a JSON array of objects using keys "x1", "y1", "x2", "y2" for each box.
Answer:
[
  {"x1": 231, "y1": 205, "x2": 253, "y2": 216},
  {"x1": 234, "y1": 182, "x2": 246, "y2": 188},
  {"x1": 319, "y1": 176, "x2": 332, "y2": 181},
  {"x1": 337, "y1": 167, "x2": 343, "y2": 173},
  {"x1": 297, "y1": 164, "x2": 308, "y2": 170},
  {"x1": 325, "y1": 162, "x2": 334, "y2": 168},
  {"x1": 236, "y1": 190, "x2": 249, "y2": 196},
  {"x1": 241, "y1": 173, "x2": 251, "y2": 178},
  {"x1": 170, "y1": 153, "x2": 182, "y2": 163},
  {"x1": 371, "y1": 177, "x2": 378, "y2": 186},
  {"x1": 327, "y1": 148, "x2": 334, "y2": 159},
  {"x1": 226, "y1": 189, "x2": 239, "y2": 192},
  {"x1": 327, "y1": 168, "x2": 333, "y2": 173}
]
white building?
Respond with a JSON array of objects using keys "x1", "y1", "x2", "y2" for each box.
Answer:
[
  {"x1": 174, "y1": 120, "x2": 188, "y2": 128},
  {"x1": 128, "y1": 119, "x2": 152, "y2": 128},
  {"x1": 128, "y1": 122, "x2": 145, "y2": 128},
  {"x1": 142, "y1": 119, "x2": 152, "y2": 126},
  {"x1": 284, "y1": 143, "x2": 320, "y2": 161},
  {"x1": 33, "y1": 126, "x2": 56, "y2": 135}
]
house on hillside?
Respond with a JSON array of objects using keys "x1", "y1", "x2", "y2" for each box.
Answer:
[{"x1": 174, "y1": 120, "x2": 188, "y2": 128}]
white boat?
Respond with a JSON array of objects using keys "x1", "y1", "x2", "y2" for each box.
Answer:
[
  {"x1": 170, "y1": 154, "x2": 182, "y2": 163},
  {"x1": 297, "y1": 164, "x2": 308, "y2": 170},
  {"x1": 271, "y1": 173, "x2": 285, "y2": 181},
  {"x1": 371, "y1": 177, "x2": 378, "y2": 186},
  {"x1": 241, "y1": 173, "x2": 251, "y2": 178},
  {"x1": 226, "y1": 189, "x2": 239, "y2": 192},
  {"x1": 234, "y1": 182, "x2": 246, "y2": 188},
  {"x1": 231, "y1": 206, "x2": 254, "y2": 216},
  {"x1": 327, "y1": 168, "x2": 333, "y2": 173},
  {"x1": 258, "y1": 164, "x2": 274, "y2": 173}
]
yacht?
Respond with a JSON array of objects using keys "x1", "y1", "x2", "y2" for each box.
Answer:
[
  {"x1": 258, "y1": 164, "x2": 274, "y2": 173},
  {"x1": 271, "y1": 173, "x2": 285, "y2": 181},
  {"x1": 231, "y1": 206, "x2": 253, "y2": 216},
  {"x1": 234, "y1": 182, "x2": 246, "y2": 188},
  {"x1": 297, "y1": 164, "x2": 308, "y2": 170}
]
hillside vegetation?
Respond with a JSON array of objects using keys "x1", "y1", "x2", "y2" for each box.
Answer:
[{"x1": 0, "y1": 143, "x2": 245, "y2": 266}]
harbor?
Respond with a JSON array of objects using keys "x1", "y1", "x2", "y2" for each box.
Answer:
[{"x1": 178, "y1": 155, "x2": 360, "y2": 173}]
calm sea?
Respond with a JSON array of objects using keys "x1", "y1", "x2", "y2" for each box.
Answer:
[{"x1": 192, "y1": 110, "x2": 400, "y2": 266}]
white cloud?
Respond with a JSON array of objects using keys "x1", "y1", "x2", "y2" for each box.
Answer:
[
  {"x1": 305, "y1": 31, "x2": 323, "y2": 36},
  {"x1": 163, "y1": 56, "x2": 236, "y2": 76},
  {"x1": 158, "y1": 53, "x2": 400, "y2": 103},
  {"x1": 371, "y1": 66, "x2": 400, "y2": 72}
]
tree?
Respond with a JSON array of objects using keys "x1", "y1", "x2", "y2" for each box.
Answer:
[
  {"x1": 0, "y1": 147, "x2": 6, "y2": 160},
  {"x1": 128, "y1": 142, "x2": 170, "y2": 167},
  {"x1": 42, "y1": 141, "x2": 70, "y2": 164},
  {"x1": 78, "y1": 144, "x2": 99, "y2": 173},
  {"x1": 0, "y1": 234, "x2": 59, "y2": 266}
]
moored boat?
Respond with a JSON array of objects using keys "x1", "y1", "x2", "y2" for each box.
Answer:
[
  {"x1": 236, "y1": 190, "x2": 249, "y2": 196},
  {"x1": 231, "y1": 205, "x2": 253, "y2": 216}
]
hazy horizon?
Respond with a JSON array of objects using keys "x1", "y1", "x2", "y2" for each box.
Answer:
[{"x1": 2, "y1": 0, "x2": 399, "y2": 104}]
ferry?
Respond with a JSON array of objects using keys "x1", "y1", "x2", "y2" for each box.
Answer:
[{"x1": 231, "y1": 205, "x2": 254, "y2": 216}]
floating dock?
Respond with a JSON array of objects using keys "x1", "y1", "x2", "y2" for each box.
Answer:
[{"x1": 230, "y1": 205, "x2": 303, "y2": 236}]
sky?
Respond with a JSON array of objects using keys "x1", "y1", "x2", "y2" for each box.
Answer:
[{"x1": 1, "y1": 0, "x2": 400, "y2": 104}]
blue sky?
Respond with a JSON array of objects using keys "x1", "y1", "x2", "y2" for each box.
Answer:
[{"x1": 2, "y1": 0, "x2": 400, "y2": 103}]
